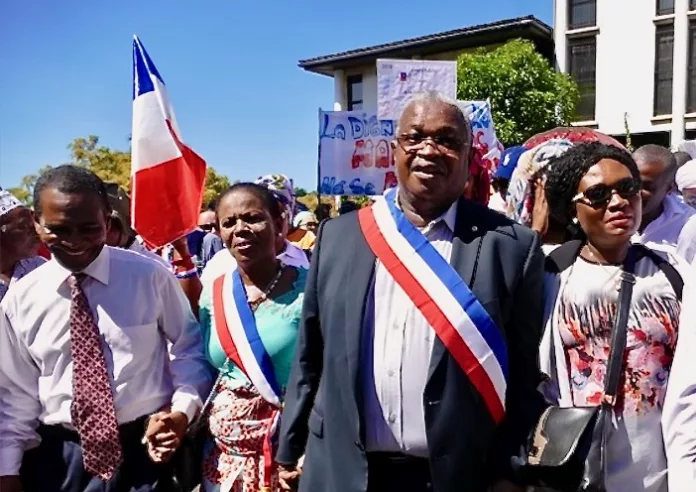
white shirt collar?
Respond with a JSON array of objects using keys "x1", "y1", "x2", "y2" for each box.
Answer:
[
  {"x1": 394, "y1": 189, "x2": 458, "y2": 233},
  {"x1": 48, "y1": 245, "x2": 111, "y2": 289}
]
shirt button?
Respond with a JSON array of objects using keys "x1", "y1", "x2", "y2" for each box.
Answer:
[
  {"x1": 472, "y1": 225, "x2": 478, "y2": 232},
  {"x1": 387, "y1": 369, "x2": 395, "y2": 377},
  {"x1": 388, "y1": 414, "x2": 396, "y2": 424}
]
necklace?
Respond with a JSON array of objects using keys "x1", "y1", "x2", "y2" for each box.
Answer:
[
  {"x1": 248, "y1": 262, "x2": 285, "y2": 309},
  {"x1": 584, "y1": 246, "x2": 622, "y2": 291}
]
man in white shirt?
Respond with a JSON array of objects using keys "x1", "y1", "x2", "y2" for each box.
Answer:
[
  {"x1": 0, "y1": 165, "x2": 212, "y2": 492},
  {"x1": 633, "y1": 145, "x2": 696, "y2": 263}
]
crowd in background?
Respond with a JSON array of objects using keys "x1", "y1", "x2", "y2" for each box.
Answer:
[{"x1": 1, "y1": 92, "x2": 696, "y2": 492}]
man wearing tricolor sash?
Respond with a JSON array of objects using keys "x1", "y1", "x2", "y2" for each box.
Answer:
[{"x1": 277, "y1": 92, "x2": 546, "y2": 492}]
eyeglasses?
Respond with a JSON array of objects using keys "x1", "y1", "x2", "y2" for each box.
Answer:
[
  {"x1": 200, "y1": 223, "x2": 216, "y2": 232},
  {"x1": 396, "y1": 133, "x2": 467, "y2": 153},
  {"x1": 572, "y1": 177, "x2": 641, "y2": 208}
]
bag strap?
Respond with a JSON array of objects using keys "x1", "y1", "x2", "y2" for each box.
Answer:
[
  {"x1": 602, "y1": 247, "x2": 637, "y2": 404},
  {"x1": 632, "y1": 244, "x2": 683, "y2": 301}
]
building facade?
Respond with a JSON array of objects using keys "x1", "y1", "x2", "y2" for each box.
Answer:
[
  {"x1": 555, "y1": 0, "x2": 696, "y2": 147},
  {"x1": 299, "y1": 16, "x2": 553, "y2": 112}
]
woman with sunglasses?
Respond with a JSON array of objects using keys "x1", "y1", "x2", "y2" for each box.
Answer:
[{"x1": 538, "y1": 142, "x2": 694, "y2": 492}]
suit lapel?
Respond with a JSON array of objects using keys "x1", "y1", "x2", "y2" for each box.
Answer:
[
  {"x1": 427, "y1": 198, "x2": 484, "y2": 382},
  {"x1": 344, "y1": 214, "x2": 376, "y2": 412}
]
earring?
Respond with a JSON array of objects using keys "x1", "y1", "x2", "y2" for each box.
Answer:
[{"x1": 572, "y1": 217, "x2": 579, "y2": 224}]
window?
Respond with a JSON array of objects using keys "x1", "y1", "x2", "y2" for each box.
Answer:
[
  {"x1": 347, "y1": 75, "x2": 363, "y2": 111},
  {"x1": 691, "y1": 0, "x2": 696, "y2": 11},
  {"x1": 654, "y1": 24, "x2": 674, "y2": 115},
  {"x1": 568, "y1": 0, "x2": 596, "y2": 29},
  {"x1": 656, "y1": 0, "x2": 675, "y2": 15},
  {"x1": 568, "y1": 36, "x2": 597, "y2": 120},
  {"x1": 688, "y1": 21, "x2": 696, "y2": 112}
]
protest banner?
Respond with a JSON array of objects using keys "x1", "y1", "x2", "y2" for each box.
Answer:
[
  {"x1": 377, "y1": 59, "x2": 457, "y2": 120},
  {"x1": 317, "y1": 109, "x2": 397, "y2": 196},
  {"x1": 317, "y1": 101, "x2": 502, "y2": 197},
  {"x1": 459, "y1": 100, "x2": 503, "y2": 173}
]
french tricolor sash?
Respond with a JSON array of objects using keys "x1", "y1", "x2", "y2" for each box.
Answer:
[
  {"x1": 358, "y1": 188, "x2": 508, "y2": 423},
  {"x1": 212, "y1": 269, "x2": 282, "y2": 408}
]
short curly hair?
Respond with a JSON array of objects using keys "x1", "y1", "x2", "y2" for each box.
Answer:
[
  {"x1": 544, "y1": 142, "x2": 640, "y2": 225},
  {"x1": 34, "y1": 165, "x2": 111, "y2": 216}
]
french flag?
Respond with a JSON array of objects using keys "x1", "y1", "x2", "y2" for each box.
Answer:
[{"x1": 131, "y1": 35, "x2": 207, "y2": 247}]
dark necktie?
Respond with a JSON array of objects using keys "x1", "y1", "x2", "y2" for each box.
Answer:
[{"x1": 68, "y1": 273, "x2": 123, "y2": 481}]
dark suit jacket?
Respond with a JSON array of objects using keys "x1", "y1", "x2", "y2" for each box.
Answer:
[{"x1": 276, "y1": 199, "x2": 546, "y2": 492}]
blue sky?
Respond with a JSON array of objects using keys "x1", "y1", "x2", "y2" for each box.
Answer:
[{"x1": 0, "y1": 0, "x2": 550, "y2": 190}]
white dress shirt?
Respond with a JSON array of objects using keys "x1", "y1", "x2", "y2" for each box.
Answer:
[
  {"x1": 633, "y1": 193, "x2": 696, "y2": 264},
  {"x1": 0, "y1": 246, "x2": 212, "y2": 476},
  {"x1": 661, "y1": 260, "x2": 696, "y2": 492},
  {"x1": 200, "y1": 240, "x2": 310, "y2": 285},
  {"x1": 362, "y1": 201, "x2": 457, "y2": 457}
]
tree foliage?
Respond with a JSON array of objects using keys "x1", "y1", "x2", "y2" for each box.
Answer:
[
  {"x1": 202, "y1": 167, "x2": 231, "y2": 207},
  {"x1": 457, "y1": 39, "x2": 579, "y2": 146},
  {"x1": 9, "y1": 135, "x2": 232, "y2": 210}
]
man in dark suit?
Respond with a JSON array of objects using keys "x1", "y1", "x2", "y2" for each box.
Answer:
[{"x1": 276, "y1": 92, "x2": 545, "y2": 492}]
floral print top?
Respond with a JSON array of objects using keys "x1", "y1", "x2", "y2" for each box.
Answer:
[{"x1": 556, "y1": 255, "x2": 680, "y2": 492}]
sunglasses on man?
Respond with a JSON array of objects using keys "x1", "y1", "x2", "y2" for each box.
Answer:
[{"x1": 571, "y1": 177, "x2": 641, "y2": 208}]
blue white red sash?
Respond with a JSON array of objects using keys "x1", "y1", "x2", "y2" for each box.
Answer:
[
  {"x1": 212, "y1": 269, "x2": 282, "y2": 407},
  {"x1": 358, "y1": 188, "x2": 508, "y2": 423}
]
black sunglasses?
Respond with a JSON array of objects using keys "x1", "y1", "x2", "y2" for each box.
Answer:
[
  {"x1": 572, "y1": 177, "x2": 641, "y2": 208},
  {"x1": 200, "y1": 223, "x2": 216, "y2": 232}
]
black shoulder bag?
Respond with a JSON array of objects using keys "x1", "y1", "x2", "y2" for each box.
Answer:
[{"x1": 517, "y1": 246, "x2": 638, "y2": 492}]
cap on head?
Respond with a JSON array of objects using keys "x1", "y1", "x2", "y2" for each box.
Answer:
[
  {"x1": 494, "y1": 146, "x2": 526, "y2": 181},
  {"x1": 0, "y1": 190, "x2": 23, "y2": 218},
  {"x1": 676, "y1": 160, "x2": 696, "y2": 191}
]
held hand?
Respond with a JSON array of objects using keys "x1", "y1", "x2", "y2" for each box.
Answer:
[
  {"x1": 0, "y1": 475, "x2": 23, "y2": 492},
  {"x1": 531, "y1": 177, "x2": 550, "y2": 236},
  {"x1": 170, "y1": 237, "x2": 191, "y2": 261},
  {"x1": 143, "y1": 411, "x2": 188, "y2": 463},
  {"x1": 278, "y1": 464, "x2": 301, "y2": 491}
]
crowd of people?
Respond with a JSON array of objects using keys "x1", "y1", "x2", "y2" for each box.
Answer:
[{"x1": 1, "y1": 91, "x2": 696, "y2": 492}]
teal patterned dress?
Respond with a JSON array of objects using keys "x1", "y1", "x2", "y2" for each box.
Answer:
[{"x1": 198, "y1": 267, "x2": 307, "y2": 491}]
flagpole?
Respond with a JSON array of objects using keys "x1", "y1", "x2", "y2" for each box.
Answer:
[{"x1": 316, "y1": 107, "x2": 322, "y2": 206}]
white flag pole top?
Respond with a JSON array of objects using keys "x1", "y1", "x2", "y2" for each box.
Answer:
[{"x1": 130, "y1": 35, "x2": 207, "y2": 247}]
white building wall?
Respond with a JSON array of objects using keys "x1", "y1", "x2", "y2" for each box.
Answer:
[{"x1": 555, "y1": 0, "x2": 694, "y2": 145}]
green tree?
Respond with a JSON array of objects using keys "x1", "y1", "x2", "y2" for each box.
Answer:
[
  {"x1": 10, "y1": 136, "x2": 232, "y2": 209},
  {"x1": 69, "y1": 136, "x2": 131, "y2": 190},
  {"x1": 7, "y1": 165, "x2": 53, "y2": 206},
  {"x1": 294, "y1": 187, "x2": 308, "y2": 197},
  {"x1": 202, "y1": 167, "x2": 231, "y2": 208},
  {"x1": 457, "y1": 39, "x2": 579, "y2": 146}
]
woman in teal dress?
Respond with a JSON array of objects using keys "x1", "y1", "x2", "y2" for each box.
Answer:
[{"x1": 198, "y1": 183, "x2": 307, "y2": 492}]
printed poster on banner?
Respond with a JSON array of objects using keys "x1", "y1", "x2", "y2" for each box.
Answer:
[
  {"x1": 459, "y1": 100, "x2": 503, "y2": 174},
  {"x1": 377, "y1": 59, "x2": 457, "y2": 120},
  {"x1": 318, "y1": 110, "x2": 397, "y2": 196},
  {"x1": 317, "y1": 102, "x2": 502, "y2": 197}
]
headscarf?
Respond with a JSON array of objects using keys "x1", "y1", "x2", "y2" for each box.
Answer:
[
  {"x1": 676, "y1": 160, "x2": 696, "y2": 191},
  {"x1": 505, "y1": 128, "x2": 627, "y2": 226},
  {"x1": 505, "y1": 139, "x2": 574, "y2": 226},
  {"x1": 0, "y1": 190, "x2": 22, "y2": 218},
  {"x1": 254, "y1": 174, "x2": 295, "y2": 221},
  {"x1": 293, "y1": 211, "x2": 318, "y2": 229}
]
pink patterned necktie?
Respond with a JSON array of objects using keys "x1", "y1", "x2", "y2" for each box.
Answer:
[{"x1": 68, "y1": 272, "x2": 123, "y2": 481}]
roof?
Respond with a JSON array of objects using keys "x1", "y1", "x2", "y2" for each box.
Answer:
[{"x1": 299, "y1": 16, "x2": 554, "y2": 76}]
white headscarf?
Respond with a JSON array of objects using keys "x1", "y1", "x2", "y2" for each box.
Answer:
[
  {"x1": 676, "y1": 160, "x2": 696, "y2": 191},
  {"x1": 0, "y1": 190, "x2": 22, "y2": 217}
]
